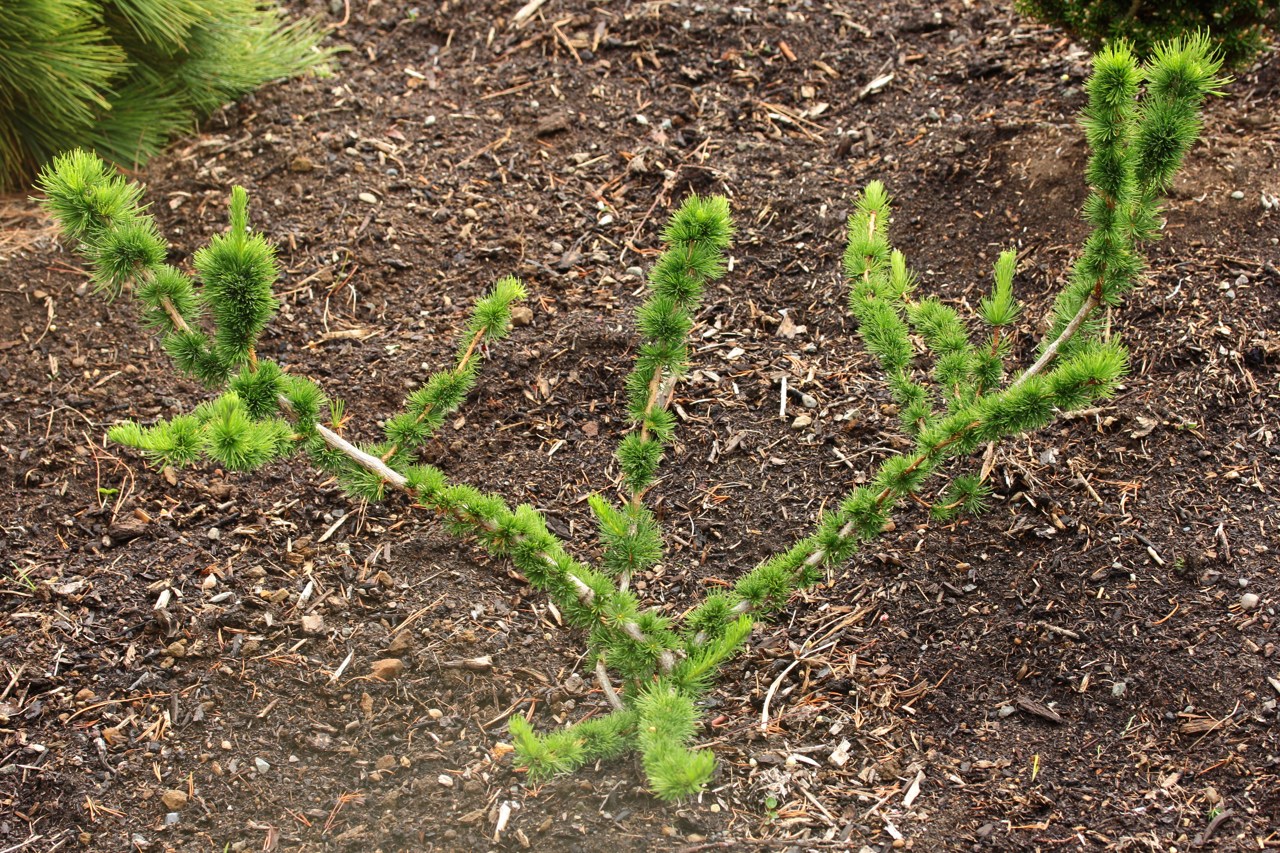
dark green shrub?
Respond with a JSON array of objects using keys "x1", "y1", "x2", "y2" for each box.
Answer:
[
  {"x1": 1018, "y1": 0, "x2": 1276, "y2": 67},
  {"x1": 0, "y1": 0, "x2": 326, "y2": 190}
]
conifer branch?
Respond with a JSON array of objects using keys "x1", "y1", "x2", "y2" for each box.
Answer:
[
  {"x1": 1010, "y1": 290, "x2": 1102, "y2": 389},
  {"x1": 596, "y1": 659, "x2": 625, "y2": 711},
  {"x1": 38, "y1": 148, "x2": 679, "y2": 788},
  {"x1": 158, "y1": 295, "x2": 187, "y2": 334},
  {"x1": 844, "y1": 183, "x2": 936, "y2": 435},
  {"x1": 595, "y1": 195, "x2": 733, "y2": 591},
  {"x1": 378, "y1": 325, "x2": 484, "y2": 462},
  {"x1": 310, "y1": 413, "x2": 409, "y2": 488}
]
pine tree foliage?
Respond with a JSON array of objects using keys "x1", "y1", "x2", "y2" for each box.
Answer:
[
  {"x1": 37, "y1": 151, "x2": 275, "y2": 386},
  {"x1": 1017, "y1": 0, "x2": 1275, "y2": 68},
  {"x1": 844, "y1": 188, "x2": 937, "y2": 435},
  {"x1": 615, "y1": 195, "x2": 732, "y2": 491},
  {"x1": 1040, "y1": 36, "x2": 1224, "y2": 362},
  {"x1": 38, "y1": 38, "x2": 1220, "y2": 803},
  {"x1": 1, "y1": 0, "x2": 326, "y2": 190},
  {"x1": 590, "y1": 194, "x2": 733, "y2": 590},
  {"x1": 194, "y1": 186, "x2": 280, "y2": 367},
  {"x1": 37, "y1": 148, "x2": 524, "y2": 494},
  {"x1": 634, "y1": 682, "x2": 716, "y2": 800},
  {"x1": 108, "y1": 391, "x2": 295, "y2": 471}
]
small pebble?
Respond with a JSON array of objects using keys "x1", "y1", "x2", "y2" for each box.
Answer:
[
  {"x1": 164, "y1": 813, "x2": 180, "y2": 826},
  {"x1": 438, "y1": 774, "x2": 454, "y2": 787},
  {"x1": 160, "y1": 789, "x2": 188, "y2": 811},
  {"x1": 1230, "y1": 190, "x2": 1245, "y2": 200},
  {"x1": 386, "y1": 632, "x2": 415, "y2": 655},
  {"x1": 254, "y1": 758, "x2": 271, "y2": 774},
  {"x1": 358, "y1": 192, "x2": 378, "y2": 204},
  {"x1": 1241, "y1": 593, "x2": 1260, "y2": 611},
  {"x1": 625, "y1": 266, "x2": 644, "y2": 278},
  {"x1": 510, "y1": 305, "x2": 534, "y2": 327},
  {"x1": 370, "y1": 658, "x2": 405, "y2": 680},
  {"x1": 791, "y1": 414, "x2": 813, "y2": 429}
]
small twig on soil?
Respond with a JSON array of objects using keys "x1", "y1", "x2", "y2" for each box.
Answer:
[
  {"x1": 1199, "y1": 808, "x2": 1234, "y2": 845},
  {"x1": 328, "y1": 650, "x2": 355, "y2": 684},
  {"x1": 0, "y1": 664, "x2": 25, "y2": 702},
  {"x1": 0, "y1": 834, "x2": 49, "y2": 853},
  {"x1": 456, "y1": 128, "x2": 513, "y2": 168},
  {"x1": 64, "y1": 691, "x2": 168, "y2": 723},
  {"x1": 1189, "y1": 700, "x2": 1241, "y2": 748},
  {"x1": 760, "y1": 658, "x2": 800, "y2": 732},
  {"x1": 331, "y1": 0, "x2": 350, "y2": 28},
  {"x1": 1038, "y1": 622, "x2": 1081, "y2": 641}
]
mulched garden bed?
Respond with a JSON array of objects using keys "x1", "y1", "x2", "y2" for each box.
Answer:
[{"x1": 1, "y1": 0, "x2": 1277, "y2": 849}]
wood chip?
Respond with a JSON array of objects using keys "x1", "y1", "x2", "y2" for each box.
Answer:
[
  {"x1": 510, "y1": 0, "x2": 549, "y2": 27},
  {"x1": 534, "y1": 113, "x2": 570, "y2": 137},
  {"x1": 902, "y1": 770, "x2": 924, "y2": 808},
  {"x1": 1015, "y1": 696, "x2": 1065, "y2": 725}
]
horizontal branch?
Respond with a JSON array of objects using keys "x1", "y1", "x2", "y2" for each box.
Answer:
[
  {"x1": 156, "y1": 290, "x2": 660, "y2": 673},
  {"x1": 283, "y1": 396, "x2": 665, "y2": 664},
  {"x1": 718, "y1": 290, "x2": 1106, "y2": 631}
]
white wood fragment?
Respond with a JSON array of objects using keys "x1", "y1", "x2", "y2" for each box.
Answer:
[
  {"x1": 859, "y1": 73, "x2": 894, "y2": 100},
  {"x1": 903, "y1": 769, "x2": 925, "y2": 808},
  {"x1": 511, "y1": 0, "x2": 549, "y2": 27},
  {"x1": 828, "y1": 738, "x2": 851, "y2": 767},
  {"x1": 493, "y1": 800, "x2": 515, "y2": 840}
]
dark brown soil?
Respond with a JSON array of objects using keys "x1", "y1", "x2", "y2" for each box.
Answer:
[{"x1": 2, "y1": 1, "x2": 1278, "y2": 850}]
